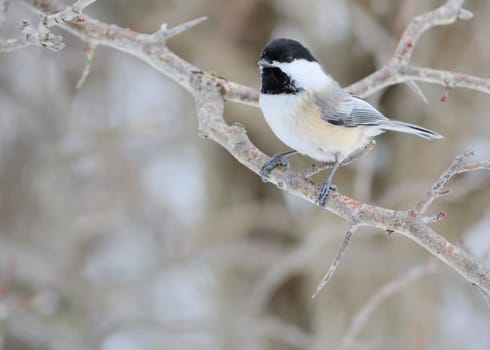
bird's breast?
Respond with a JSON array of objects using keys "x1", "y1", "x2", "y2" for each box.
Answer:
[{"x1": 259, "y1": 93, "x2": 373, "y2": 162}]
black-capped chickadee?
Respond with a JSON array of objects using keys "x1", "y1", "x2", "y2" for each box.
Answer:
[{"x1": 258, "y1": 38, "x2": 443, "y2": 206}]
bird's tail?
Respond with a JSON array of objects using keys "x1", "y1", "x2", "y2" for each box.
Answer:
[{"x1": 379, "y1": 120, "x2": 443, "y2": 140}]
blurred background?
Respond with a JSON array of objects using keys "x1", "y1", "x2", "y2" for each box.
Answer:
[{"x1": 0, "y1": 0, "x2": 489, "y2": 349}]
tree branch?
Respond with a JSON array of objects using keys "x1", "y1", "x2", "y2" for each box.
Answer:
[
  {"x1": 9, "y1": 0, "x2": 490, "y2": 296},
  {"x1": 345, "y1": 0, "x2": 490, "y2": 98},
  {"x1": 347, "y1": 65, "x2": 490, "y2": 99},
  {"x1": 42, "y1": 0, "x2": 94, "y2": 26},
  {"x1": 391, "y1": 0, "x2": 472, "y2": 64},
  {"x1": 0, "y1": 0, "x2": 94, "y2": 52},
  {"x1": 414, "y1": 150, "x2": 473, "y2": 214},
  {"x1": 312, "y1": 226, "x2": 356, "y2": 298}
]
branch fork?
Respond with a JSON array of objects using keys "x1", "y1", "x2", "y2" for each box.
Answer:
[{"x1": 0, "y1": 0, "x2": 95, "y2": 52}]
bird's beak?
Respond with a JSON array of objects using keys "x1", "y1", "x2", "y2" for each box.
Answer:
[{"x1": 258, "y1": 59, "x2": 274, "y2": 68}]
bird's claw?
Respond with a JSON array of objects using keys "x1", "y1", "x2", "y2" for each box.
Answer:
[
  {"x1": 260, "y1": 155, "x2": 289, "y2": 182},
  {"x1": 317, "y1": 183, "x2": 337, "y2": 206}
]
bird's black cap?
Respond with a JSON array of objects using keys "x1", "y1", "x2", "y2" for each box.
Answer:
[{"x1": 260, "y1": 38, "x2": 317, "y2": 64}]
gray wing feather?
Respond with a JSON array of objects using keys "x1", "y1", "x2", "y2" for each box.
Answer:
[
  {"x1": 318, "y1": 94, "x2": 388, "y2": 127},
  {"x1": 312, "y1": 91, "x2": 443, "y2": 140}
]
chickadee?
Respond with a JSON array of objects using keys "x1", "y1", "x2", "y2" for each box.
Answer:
[{"x1": 258, "y1": 38, "x2": 443, "y2": 206}]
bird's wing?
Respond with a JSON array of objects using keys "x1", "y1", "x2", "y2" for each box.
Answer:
[{"x1": 317, "y1": 94, "x2": 389, "y2": 127}]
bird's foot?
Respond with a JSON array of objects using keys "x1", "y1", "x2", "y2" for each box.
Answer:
[
  {"x1": 260, "y1": 155, "x2": 290, "y2": 182},
  {"x1": 317, "y1": 183, "x2": 337, "y2": 207}
]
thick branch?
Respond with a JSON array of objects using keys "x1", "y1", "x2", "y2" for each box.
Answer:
[{"x1": 193, "y1": 73, "x2": 490, "y2": 295}]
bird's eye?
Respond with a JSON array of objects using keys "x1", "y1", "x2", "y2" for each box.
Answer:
[{"x1": 286, "y1": 56, "x2": 293, "y2": 62}]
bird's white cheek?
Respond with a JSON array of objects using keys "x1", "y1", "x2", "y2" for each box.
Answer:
[{"x1": 277, "y1": 60, "x2": 329, "y2": 90}]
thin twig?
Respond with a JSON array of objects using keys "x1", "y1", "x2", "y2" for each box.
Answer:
[
  {"x1": 455, "y1": 161, "x2": 490, "y2": 174},
  {"x1": 301, "y1": 162, "x2": 335, "y2": 178},
  {"x1": 346, "y1": 1, "x2": 484, "y2": 99},
  {"x1": 76, "y1": 42, "x2": 96, "y2": 89},
  {"x1": 145, "y1": 16, "x2": 207, "y2": 43},
  {"x1": 406, "y1": 80, "x2": 429, "y2": 104},
  {"x1": 474, "y1": 285, "x2": 490, "y2": 307},
  {"x1": 301, "y1": 141, "x2": 376, "y2": 178},
  {"x1": 391, "y1": 0, "x2": 472, "y2": 65},
  {"x1": 414, "y1": 150, "x2": 474, "y2": 214},
  {"x1": 0, "y1": 36, "x2": 31, "y2": 51},
  {"x1": 312, "y1": 227, "x2": 356, "y2": 298},
  {"x1": 164, "y1": 16, "x2": 207, "y2": 39}
]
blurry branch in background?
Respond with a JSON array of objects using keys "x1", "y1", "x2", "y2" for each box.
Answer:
[
  {"x1": 0, "y1": 0, "x2": 8, "y2": 29},
  {"x1": 252, "y1": 317, "x2": 314, "y2": 350},
  {"x1": 0, "y1": 0, "x2": 94, "y2": 51},
  {"x1": 76, "y1": 41, "x2": 96, "y2": 89},
  {"x1": 7, "y1": 0, "x2": 490, "y2": 297},
  {"x1": 0, "y1": 260, "x2": 16, "y2": 299},
  {"x1": 339, "y1": 260, "x2": 439, "y2": 350},
  {"x1": 246, "y1": 228, "x2": 335, "y2": 313}
]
